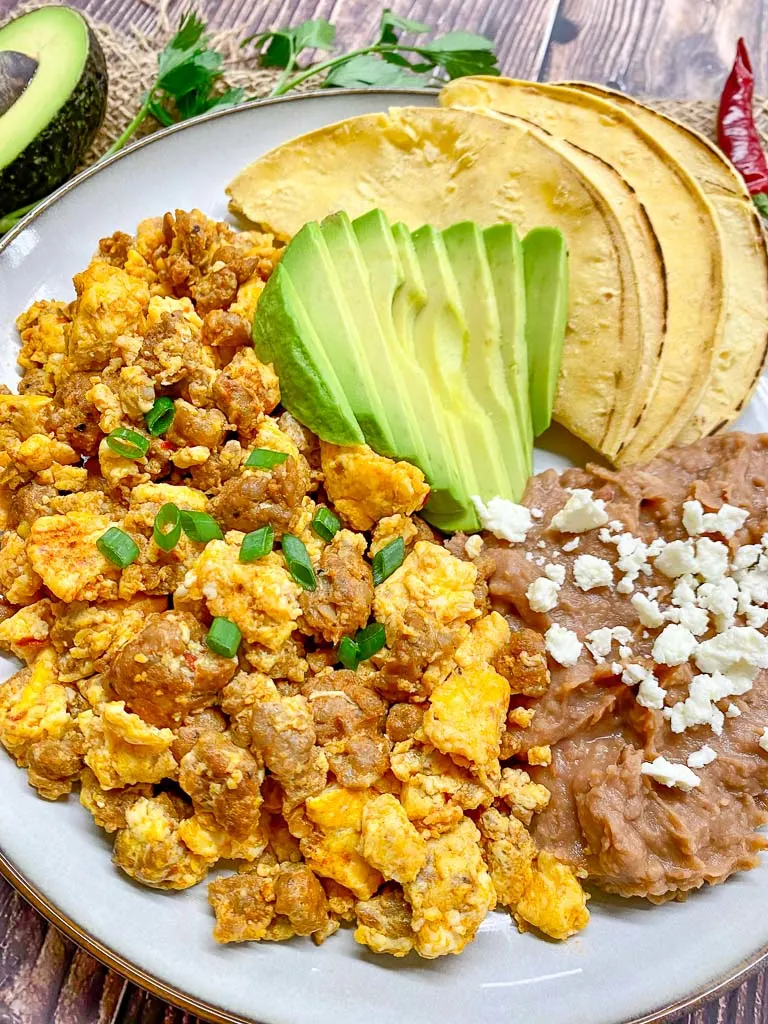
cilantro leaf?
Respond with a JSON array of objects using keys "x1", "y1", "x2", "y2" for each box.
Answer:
[
  {"x1": 378, "y1": 9, "x2": 430, "y2": 45},
  {"x1": 294, "y1": 18, "x2": 336, "y2": 51},
  {"x1": 427, "y1": 30, "x2": 496, "y2": 52},
  {"x1": 324, "y1": 53, "x2": 431, "y2": 88},
  {"x1": 248, "y1": 18, "x2": 336, "y2": 69}
]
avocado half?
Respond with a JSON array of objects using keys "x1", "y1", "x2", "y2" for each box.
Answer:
[{"x1": 0, "y1": 6, "x2": 107, "y2": 217}]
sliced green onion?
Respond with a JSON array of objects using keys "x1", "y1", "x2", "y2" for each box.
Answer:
[
  {"x1": 145, "y1": 397, "x2": 175, "y2": 436},
  {"x1": 97, "y1": 527, "x2": 139, "y2": 568},
  {"x1": 355, "y1": 622, "x2": 387, "y2": 662},
  {"x1": 180, "y1": 510, "x2": 223, "y2": 543},
  {"x1": 372, "y1": 537, "x2": 405, "y2": 586},
  {"x1": 312, "y1": 507, "x2": 340, "y2": 543},
  {"x1": 338, "y1": 635, "x2": 360, "y2": 671},
  {"x1": 245, "y1": 448, "x2": 289, "y2": 470},
  {"x1": 281, "y1": 533, "x2": 316, "y2": 591},
  {"x1": 106, "y1": 427, "x2": 150, "y2": 460},
  {"x1": 153, "y1": 503, "x2": 181, "y2": 552},
  {"x1": 206, "y1": 617, "x2": 242, "y2": 658},
  {"x1": 240, "y1": 525, "x2": 274, "y2": 563}
]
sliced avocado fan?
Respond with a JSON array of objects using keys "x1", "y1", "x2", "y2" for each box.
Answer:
[
  {"x1": 252, "y1": 210, "x2": 568, "y2": 533},
  {"x1": 0, "y1": 6, "x2": 107, "y2": 217},
  {"x1": 522, "y1": 228, "x2": 569, "y2": 436}
]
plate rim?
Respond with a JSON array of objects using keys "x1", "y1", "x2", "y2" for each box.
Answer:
[{"x1": 0, "y1": 86, "x2": 766, "y2": 1024}]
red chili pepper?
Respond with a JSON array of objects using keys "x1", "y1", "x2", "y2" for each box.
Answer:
[{"x1": 718, "y1": 38, "x2": 768, "y2": 215}]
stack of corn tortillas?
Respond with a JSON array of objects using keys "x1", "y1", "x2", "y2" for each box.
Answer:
[{"x1": 227, "y1": 79, "x2": 768, "y2": 467}]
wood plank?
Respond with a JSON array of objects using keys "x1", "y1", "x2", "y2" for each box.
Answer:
[{"x1": 545, "y1": 0, "x2": 767, "y2": 99}]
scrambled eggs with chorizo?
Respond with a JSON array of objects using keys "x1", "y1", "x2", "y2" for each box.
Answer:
[{"x1": 0, "y1": 209, "x2": 588, "y2": 957}]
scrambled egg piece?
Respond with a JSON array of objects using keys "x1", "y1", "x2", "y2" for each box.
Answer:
[
  {"x1": 0, "y1": 394, "x2": 54, "y2": 439},
  {"x1": 374, "y1": 541, "x2": 479, "y2": 645},
  {"x1": 15, "y1": 300, "x2": 69, "y2": 385},
  {"x1": 360, "y1": 793, "x2": 427, "y2": 884},
  {"x1": 390, "y1": 740, "x2": 495, "y2": 830},
  {"x1": 27, "y1": 512, "x2": 121, "y2": 602},
  {"x1": 424, "y1": 610, "x2": 511, "y2": 691},
  {"x1": 320, "y1": 442, "x2": 429, "y2": 531},
  {"x1": 301, "y1": 785, "x2": 383, "y2": 899},
  {"x1": 479, "y1": 807, "x2": 536, "y2": 907},
  {"x1": 178, "y1": 812, "x2": 268, "y2": 863},
  {"x1": 354, "y1": 887, "x2": 416, "y2": 958},
  {"x1": 180, "y1": 542, "x2": 301, "y2": 650},
  {"x1": 79, "y1": 701, "x2": 177, "y2": 789},
  {"x1": 424, "y1": 664, "x2": 510, "y2": 769},
  {"x1": 369, "y1": 514, "x2": 419, "y2": 557},
  {"x1": 68, "y1": 262, "x2": 149, "y2": 371},
  {"x1": 498, "y1": 767, "x2": 551, "y2": 826},
  {"x1": 0, "y1": 601, "x2": 53, "y2": 662},
  {"x1": 15, "y1": 435, "x2": 78, "y2": 473},
  {"x1": 514, "y1": 851, "x2": 590, "y2": 942},
  {"x1": 98, "y1": 438, "x2": 150, "y2": 493},
  {"x1": 0, "y1": 532, "x2": 43, "y2": 605},
  {"x1": 405, "y1": 817, "x2": 496, "y2": 958},
  {"x1": 229, "y1": 276, "x2": 265, "y2": 323},
  {"x1": 50, "y1": 597, "x2": 166, "y2": 682},
  {"x1": 0, "y1": 648, "x2": 72, "y2": 764},
  {"x1": 113, "y1": 793, "x2": 211, "y2": 890}
]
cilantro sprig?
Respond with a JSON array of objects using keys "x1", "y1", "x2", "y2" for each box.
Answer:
[
  {"x1": 102, "y1": 11, "x2": 245, "y2": 158},
  {"x1": 246, "y1": 10, "x2": 499, "y2": 95},
  {"x1": 0, "y1": 8, "x2": 498, "y2": 235}
]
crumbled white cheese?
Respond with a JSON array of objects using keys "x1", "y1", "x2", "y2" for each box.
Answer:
[
  {"x1": 737, "y1": 555, "x2": 768, "y2": 606},
  {"x1": 671, "y1": 574, "x2": 698, "y2": 607},
  {"x1": 608, "y1": 520, "x2": 624, "y2": 533},
  {"x1": 464, "y1": 534, "x2": 484, "y2": 559},
  {"x1": 654, "y1": 540, "x2": 698, "y2": 578},
  {"x1": 544, "y1": 563, "x2": 566, "y2": 585},
  {"x1": 746, "y1": 605, "x2": 768, "y2": 628},
  {"x1": 664, "y1": 671, "x2": 745, "y2": 736},
  {"x1": 683, "y1": 500, "x2": 749, "y2": 539},
  {"x1": 665, "y1": 603, "x2": 710, "y2": 637},
  {"x1": 536, "y1": 540, "x2": 546, "y2": 549},
  {"x1": 647, "y1": 538, "x2": 667, "y2": 558},
  {"x1": 573, "y1": 554, "x2": 613, "y2": 592},
  {"x1": 695, "y1": 537, "x2": 730, "y2": 582},
  {"x1": 631, "y1": 592, "x2": 665, "y2": 628},
  {"x1": 759, "y1": 728, "x2": 768, "y2": 753},
  {"x1": 525, "y1": 552, "x2": 534, "y2": 562},
  {"x1": 527, "y1": 577, "x2": 560, "y2": 613},
  {"x1": 614, "y1": 533, "x2": 649, "y2": 581},
  {"x1": 726, "y1": 703, "x2": 742, "y2": 718},
  {"x1": 599, "y1": 528, "x2": 613, "y2": 545},
  {"x1": 550, "y1": 489, "x2": 609, "y2": 534},
  {"x1": 637, "y1": 671, "x2": 667, "y2": 710},
  {"x1": 732, "y1": 545, "x2": 761, "y2": 571},
  {"x1": 617, "y1": 578, "x2": 635, "y2": 595},
  {"x1": 694, "y1": 626, "x2": 768, "y2": 677},
  {"x1": 544, "y1": 623, "x2": 583, "y2": 667},
  {"x1": 585, "y1": 625, "x2": 632, "y2": 663},
  {"x1": 682, "y1": 500, "x2": 705, "y2": 537},
  {"x1": 695, "y1": 578, "x2": 738, "y2": 628},
  {"x1": 471, "y1": 496, "x2": 532, "y2": 543},
  {"x1": 562, "y1": 537, "x2": 580, "y2": 552},
  {"x1": 641, "y1": 756, "x2": 701, "y2": 792},
  {"x1": 704, "y1": 503, "x2": 750, "y2": 539},
  {"x1": 652, "y1": 624, "x2": 698, "y2": 666},
  {"x1": 687, "y1": 745, "x2": 717, "y2": 769},
  {"x1": 530, "y1": 507, "x2": 544, "y2": 520}
]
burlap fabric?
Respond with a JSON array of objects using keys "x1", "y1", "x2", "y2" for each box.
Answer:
[{"x1": 4, "y1": 0, "x2": 768, "y2": 171}]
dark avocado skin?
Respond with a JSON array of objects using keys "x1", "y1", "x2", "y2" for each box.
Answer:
[{"x1": 0, "y1": 23, "x2": 108, "y2": 217}]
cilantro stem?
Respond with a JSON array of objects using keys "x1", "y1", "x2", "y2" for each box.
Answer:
[
  {"x1": 0, "y1": 201, "x2": 38, "y2": 234},
  {"x1": 102, "y1": 95, "x2": 154, "y2": 159},
  {"x1": 270, "y1": 46, "x2": 370, "y2": 95}
]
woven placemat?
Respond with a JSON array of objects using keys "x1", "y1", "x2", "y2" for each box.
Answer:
[{"x1": 5, "y1": 0, "x2": 768, "y2": 176}]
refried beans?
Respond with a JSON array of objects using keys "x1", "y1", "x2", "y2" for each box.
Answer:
[{"x1": 484, "y1": 432, "x2": 768, "y2": 902}]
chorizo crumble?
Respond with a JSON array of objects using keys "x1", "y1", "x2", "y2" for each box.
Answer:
[{"x1": 0, "y1": 209, "x2": 588, "y2": 958}]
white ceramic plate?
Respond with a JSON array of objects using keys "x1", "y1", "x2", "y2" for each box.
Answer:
[{"x1": 0, "y1": 90, "x2": 766, "y2": 1024}]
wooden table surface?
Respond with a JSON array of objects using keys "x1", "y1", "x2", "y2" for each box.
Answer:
[{"x1": 0, "y1": 0, "x2": 767, "y2": 1022}]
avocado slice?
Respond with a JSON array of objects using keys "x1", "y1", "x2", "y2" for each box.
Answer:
[
  {"x1": 349, "y1": 212, "x2": 466, "y2": 528},
  {"x1": 483, "y1": 223, "x2": 533, "y2": 457},
  {"x1": 0, "y1": 7, "x2": 107, "y2": 218},
  {"x1": 252, "y1": 262, "x2": 364, "y2": 446},
  {"x1": 442, "y1": 221, "x2": 531, "y2": 496},
  {"x1": 321, "y1": 211, "x2": 420, "y2": 466},
  {"x1": 279, "y1": 222, "x2": 398, "y2": 457},
  {"x1": 410, "y1": 225, "x2": 512, "y2": 507},
  {"x1": 521, "y1": 227, "x2": 569, "y2": 436}
]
